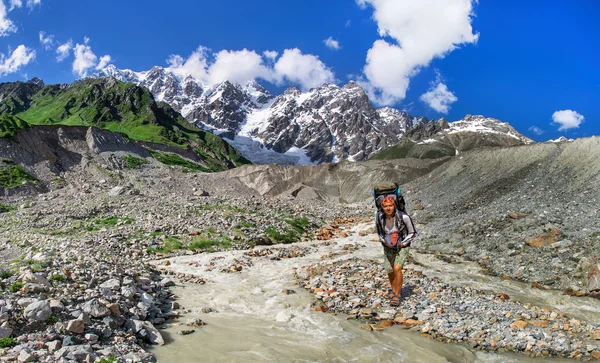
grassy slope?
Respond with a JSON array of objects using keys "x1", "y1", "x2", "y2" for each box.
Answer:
[{"x1": 0, "y1": 79, "x2": 250, "y2": 171}]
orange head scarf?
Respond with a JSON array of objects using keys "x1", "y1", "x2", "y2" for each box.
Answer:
[{"x1": 381, "y1": 196, "x2": 396, "y2": 207}]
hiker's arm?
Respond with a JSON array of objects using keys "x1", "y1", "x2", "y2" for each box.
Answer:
[
  {"x1": 400, "y1": 214, "x2": 417, "y2": 247},
  {"x1": 375, "y1": 212, "x2": 385, "y2": 243}
]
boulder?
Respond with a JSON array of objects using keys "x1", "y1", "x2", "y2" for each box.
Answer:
[
  {"x1": 0, "y1": 326, "x2": 12, "y2": 338},
  {"x1": 99, "y1": 278, "x2": 121, "y2": 290},
  {"x1": 24, "y1": 300, "x2": 52, "y2": 322},
  {"x1": 81, "y1": 299, "x2": 110, "y2": 318},
  {"x1": 66, "y1": 318, "x2": 85, "y2": 334},
  {"x1": 53, "y1": 344, "x2": 96, "y2": 362}
]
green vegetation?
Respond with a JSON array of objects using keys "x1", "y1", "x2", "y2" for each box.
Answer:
[
  {"x1": 369, "y1": 142, "x2": 414, "y2": 160},
  {"x1": 0, "y1": 337, "x2": 17, "y2": 348},
  {"x1": 265, "y1": 227, "x2": 299, "y2": 244},
  {"x1": 285, "y1": 216, "x2": 311, "y2": 234},
  {"x1": 49, "y1": 274, "x2": 65, "y2": 283},
  {"x1": 0, "y1": 115, "x2": 29, "y2": 138},
  {"x1": 0, "y1": 269, "x2": 13, "y2": 279},
  {"x1": 8, "y1": 281, "x2": 23, "y2": 292},
  {"x1": 97, "y1": 356, "x2": 118, "y2": 363},
  {"x1": 121, "y1": 154, "x2": 147, "y2": 169},
  {"x1": 148, "y1": 150, "x2": 210, "y2": 172},
  {"x1": 369, "y1": 139, "x2": 455, "y2": 160},
  {"x1": 0, "y1": 158, "x2": 14, "y2": 163},
  {"x1": 84, "y1": 216, "x2": 135, "y2": 231},
  {"x1": 0, "y1": 78, "x2": 250, "y2": 171},
  {"x1": 25, "y1": 260, "x2": 48, "y2": 273},
  {"x1": 147, "y1": 237, "x2": 184, "y2": 254},
  {"x1": 147, "y1": 230, "x2": 232, "y2": 254},
  {"x1": 0, "y1": 202, "x2": 15, "y2": 213},
  {"x1": 47, "y1": 314, "x2": 59, "y2": 324},
  {"x1": 0, "y1": 164, "x2": 37, "y2": 189}
]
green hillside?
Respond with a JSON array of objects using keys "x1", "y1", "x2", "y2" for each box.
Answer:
[{"x1": 0, "y1": 78, "x2": 250, "y2": 171}]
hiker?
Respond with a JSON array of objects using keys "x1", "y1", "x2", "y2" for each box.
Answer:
[{"x1": 375, "y1": 195, "x2": 417, "y2": 306}]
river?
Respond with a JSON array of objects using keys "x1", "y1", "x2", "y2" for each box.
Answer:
[{"x1": 148, "y1": 223, "x2": 598, "y2": 362}]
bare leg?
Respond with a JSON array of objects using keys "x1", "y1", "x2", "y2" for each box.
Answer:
[{"x1": 391, "y1": 264, "x2": 403, "y2": 296}]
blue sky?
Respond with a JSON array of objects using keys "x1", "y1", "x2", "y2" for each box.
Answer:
[{"x1": 0, "y1": 0, "x2": 598, "y2": 142}]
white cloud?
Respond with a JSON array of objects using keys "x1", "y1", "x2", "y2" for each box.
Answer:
[
  {"x1": 420, "y1": 82, "x2": 458, "y2": 114},
  {"x1": 96, "y1": 55, "x2": 111, "y2": 70},
  {"x1": 358, "y1": 0, "x2": 478, "y2": 105},
  {"x1": 0, "y1": 44, "x2": 35, "y2": 76},
  {"x1": 26, "y1": 0, "x2": 41, "y2": 8},
  {"x1": 211, "y1": 49, "x2": 274, "y2": 85},
  {"x1": 324, "y1": 37, "x2": 341, "y2": 50},
  {"x1": 263, "y1": 50, "x2": 278, "y2": 61},
  {"x1": 273, "y1": 48, "x2": 335, "y2": 89},
  {"x1": 72, "y1": 38, "x2": 111, "y2": 77},
  {"x1": 552, "y1": 110, "x2": 584, "y2": 131},
  {"x1": 8, "y1": 0, "x2": 21, "y2": 10},
  {"x1": 166, "y1": 46, "x2": 209, "y2": 81},
  {"x1": 168, "y1": 46, "x2": 335, "y2": 91},
  {"x1": 56, "y1": 39, "x2": 72, "y2": 62},
  {"x1": 528, "y1": 126, "x2": 543, "y2": 136},
  {"x1": 39, "y1": 31, "x2": 54, "y2": 50},
  {"x1": 0, "y1": 1, "x2": 17, "y2": 36},
  {"x1": 345, "y1": 20, "x2": 351, "y2": 28},
  {"x1": 9, "y1": 0, "x2": 41, "y2": 10}
]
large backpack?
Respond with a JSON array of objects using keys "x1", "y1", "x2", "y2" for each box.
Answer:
[{"x1": 372, "y1": 181, "x2": 406, "y2": 213}]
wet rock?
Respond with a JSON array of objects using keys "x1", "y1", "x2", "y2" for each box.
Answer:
[
  {"x1": 179, "y1": 329, "x2": 195, "y2": 335},
  {"x1": 140, "y1": 321, "x2": 164, "y2": 345},
  {"x1": 159, "y1": 277, "x2": 175, "y2": 287},
  {"x1": 186, "y1": 318, "x2": 205, "y2": 328}
]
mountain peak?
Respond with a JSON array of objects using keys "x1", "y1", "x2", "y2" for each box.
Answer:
[{"x1": 27, "y1": 77, "x2": 44, "y2": 86}]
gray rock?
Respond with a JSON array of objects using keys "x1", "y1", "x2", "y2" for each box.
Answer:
[
  {"x1": 22, "y1": 283, "x2": 48, "y2": 293},
  {"x1": 99, "y1": 278, "x2": 121, "y2": 290},
  {"x1": 141, "y1": 321, "x2": 164, "y2": 345},
  {"x1": 159, "y1": 277, "x2": 175, "y2": 287},
  {"x1": 23, "y1": 300, "x2": 52, "y2": 321},
  {"x1": 121, "y1": 286, "x2": 136, "y2": 299},
  {"x1": 121, "y1": 351, "x2": 157, "y2": 363},
  {"x1": 0, "y1": 326, "x2": 12, "y2": 338},
  {"x1": 54, "y1": 344, "x2": 96, "y2": 361},
  {"x1": 18, "y1": 350, "x2": 35, "y2": 363},
  {"x1": 46, "y1": 340, "x2": 62, "y2": 353},
  {"x1": 81, "y1": 299, "x2": 110, "y2": 318},
  {"x1": 125, "y1": 319, "x2": 144, "y2": 334},
  {"x1": 84, "y1": 333, "x2": 98, "y2": 343},
  {"x1": 18, "y1": 272, "x2": 51, "y2": 287}
]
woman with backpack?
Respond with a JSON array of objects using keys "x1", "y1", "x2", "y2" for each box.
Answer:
[{"x1": 375, "y1": 195, "x2": 417, "y2": 306}]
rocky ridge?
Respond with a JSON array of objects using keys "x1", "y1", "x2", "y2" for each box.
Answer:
[{"x1": 92, "y1": 65, "x2": 531, "y2": 165}]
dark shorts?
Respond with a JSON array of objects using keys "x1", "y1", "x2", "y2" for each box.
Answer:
[{"x1": 383, "y1": 246, "x2": 409, "y2": 274}]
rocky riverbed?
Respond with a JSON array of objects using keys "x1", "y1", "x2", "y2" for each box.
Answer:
[
  {"x1": 2, "y1": 138, "x2": 600, "y2": 362},
  {"x1": 296, "y1": 255, "x2": 600, "y2": 360},
  {"x1": 0, "y1": 170, "x2": 369, "y2": 362}
]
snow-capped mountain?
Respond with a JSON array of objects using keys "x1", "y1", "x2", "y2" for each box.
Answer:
[
  {"x1": 92, "y1": 65, "x2": 533, "y2": 165},
  {"x1": 547, "y1": 136, "x2": 574, "y2": 143}
]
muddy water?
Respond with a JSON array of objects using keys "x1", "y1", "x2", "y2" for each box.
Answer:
[{"x1": 149, "y1": 224, "x2": 589, "y2": 362}]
